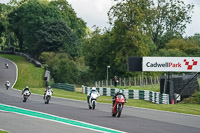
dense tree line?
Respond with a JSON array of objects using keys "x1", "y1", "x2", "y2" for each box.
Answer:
[{"x1": 0, "y1": 0, "x2": 200, "y2": 85}]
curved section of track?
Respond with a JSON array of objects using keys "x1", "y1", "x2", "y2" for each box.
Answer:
[{"x1": 0, "y1": 57, "x2": 200, "y2": 133}]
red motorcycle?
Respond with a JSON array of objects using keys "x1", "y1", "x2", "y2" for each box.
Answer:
[{"x1": 112, "y1": 95, "x2": 125, "y2": 117}]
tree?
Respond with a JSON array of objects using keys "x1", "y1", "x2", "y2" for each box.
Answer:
[
  {"x1": 151, "y1": 0, "x2": 194, "y2": 49},
  {"x1": 39, "y1": 52, "x2": 91, "y2": 84},
  {"x1": 8, "y1": 0, "x2": 62, "y2": 54},
  {"x1": 34, "y1": 21, "x2": 80, "y2": 57},
  {"x1": 0, "y1": 3, "x2": 16, "y2": 49},
  {"x1": 50, "y1": 0, "x2": 87, "y2": 40},
  {"x1": 83, "y1": 28, "x2": 112, "y2": 80},
  {"x1": 109, "y1": 0, "x2": 194, "y2": 50},
  {"x1": 107, "y1": 0, "x2": 156, "y2": 76},
  {"x1": 158, "y1": 38, "x2": 200, "y2": 57},
  {"x1": 188, "y1": 33, "x2": 200, "y2": 46}
]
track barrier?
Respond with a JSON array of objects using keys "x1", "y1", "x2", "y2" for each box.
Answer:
[{"x1": 82, "y1": 86, "x2": 169, "y2": 104}]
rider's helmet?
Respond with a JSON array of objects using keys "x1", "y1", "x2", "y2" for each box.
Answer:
[
  {"x1": 26, "y1": 86, "x2": 29, "y2": 89},
  {"x1": 6, "y1": 80, "x2": 9, "y2": 83},
  {"x1": 92, "y1": 87, "x2": 96, "y2": 91},
  {"x1": 47, "y1": 86, "x2": 51, "y2": 90}
]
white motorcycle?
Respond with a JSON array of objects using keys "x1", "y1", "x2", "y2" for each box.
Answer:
[
  {"x1": 88, "y1": 92, "x2": 99, "y2": 110},
  {"x1": 22, "y1": 90, "x2": 31, "y2": 102},
  {"x1": 44, "y1": 90, "x2": 52, "y2": 104},
  {"x1": 5, "y1": 83, "x2": 10, "y2": 90},
  {"x1": 5, "y1": 63, "x2": 8, "y2": 69}
]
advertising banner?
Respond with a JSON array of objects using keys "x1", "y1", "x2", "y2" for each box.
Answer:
[{"x1": 143, "y1": 57, "x2": 200, "y2": 72}]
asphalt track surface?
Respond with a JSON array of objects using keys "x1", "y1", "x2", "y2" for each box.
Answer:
[{"x1": 0, "y1": 57, "x2": 200, "y2": 133}]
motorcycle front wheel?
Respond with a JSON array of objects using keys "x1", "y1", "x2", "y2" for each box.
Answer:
[
  {"x1": 117, "y1": 106, "x2": 122, "y2": 117},
  {"x1": 23, "y1": 97, "x2": 27, "y2": 102},
  {"x1": 92, "y1": 101, "x2": 95, "y2": 110},
  {"x1": 112, "y1": 112, "x2": 116, "y2": 117},
  {"x1": 45, "y1": 97, "x2": 50, "y2": 104}
]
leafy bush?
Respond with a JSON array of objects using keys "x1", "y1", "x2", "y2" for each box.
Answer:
[{"x1": 39, "y1": 52, "x2": 92, "y2": 85}]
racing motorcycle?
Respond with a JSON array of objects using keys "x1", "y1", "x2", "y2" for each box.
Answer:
[
  {"x1": 5, "y1": 63, "x2": 8, "y2": 69},
  {"x1": 88, "y1": 91, "x2": 99, "y2": 110},
  {"x1": 22, "y1": 90, "x2": 31, "y2": 102},
  {"x1": 44, "y1": 90, "x2": 52, "y2": 104},
  {"x1": 5, "y1": 82, "x2": 10, "y2": 90},
  {"x1": 112, "y1": 95, "x2": 125, "y2": 117}
]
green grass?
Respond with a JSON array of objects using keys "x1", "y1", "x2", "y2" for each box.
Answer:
[
  {"x1": 1, "y1": 54, "x2": 200, "y2": 115},
  {"x1": 0, "y1": 130, "x2": 8, "y2": 133}
]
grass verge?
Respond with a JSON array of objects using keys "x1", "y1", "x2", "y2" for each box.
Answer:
[
  {"x1": 1, "y1": 54, "x2": 200, "y2": 115},
  {"x1": 0, "y1": 130, "x2": 8, "y2": 133}
]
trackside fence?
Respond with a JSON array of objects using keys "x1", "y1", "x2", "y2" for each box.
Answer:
[
  {"x1": 52, "y1": 83, "x2": 75, "y2": 92},
  {"x1": 82, "y1": 86, "x2": 169, "y2": 104}
]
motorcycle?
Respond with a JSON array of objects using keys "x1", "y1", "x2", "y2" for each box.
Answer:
[
  {"x1": 5, "y1": 83, "x2": 10, "y2": 90},
  {"x1": 112, "y1": 95, "x2": 125, "y2": 117},
  {"x1": 5, "y1": 63, "x2": 8, "y2": 69},
  {"x1": 88, "y1": 92, "x2": 99, "y2": 110},
  {"x1": 44, "y1": 90, "x2": 52, "y2": 104},
  {"x1": 22, "y1": 90, "x2": 31, "y2": 102}
]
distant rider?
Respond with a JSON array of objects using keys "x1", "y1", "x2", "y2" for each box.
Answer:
[
  {"x1": 22, "y1": 86, "x2": 31, "y2": 95},
  {"x1": 112, "y1": 90, "x2": 126, "y2": 107},
  {"x1": 87, "y1": 87, "x2": 100, "y2": 104},
  {"x1": 5, "y1": 63, "x2": 8, "y2": 69},
  {"x1": 5, "y1": 80, "x2": 10, "y2": 89},
  {"x1": 43, "y1": 86, "x2": 53, "y2": 99}
]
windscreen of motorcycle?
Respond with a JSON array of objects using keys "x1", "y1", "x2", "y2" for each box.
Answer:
[
  {"x1": 117, "y1": 95, "x2": 124, "y2": 99},
  {"x1": 91, "y1": 92, "x2": 98, "y2": 99}
]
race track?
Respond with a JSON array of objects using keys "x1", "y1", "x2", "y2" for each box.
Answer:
[{"x1": 0, "y1": 57, "x2": 200, "y2": 133}]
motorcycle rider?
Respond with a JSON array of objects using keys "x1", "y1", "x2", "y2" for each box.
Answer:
[
  {"x1": 5, "y1": 80, "x2": 10, "y2": 89},
  {"x1": 43, "y1": 86, "x2": 53, "y2": 99},
  {"x1": 5, "y1": 63, "x2": 8, "y2": 69},
  {"x1": 87, "y1": 87, "x2": 100, "y2": 104},
  {"x1": 22, "y1": 86, "x2": 31, "y2": 95},
  {"x1": 112, "y1": 90, "x2": 127, "y2": 107}
]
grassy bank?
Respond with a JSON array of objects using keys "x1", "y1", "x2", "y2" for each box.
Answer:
[
  {"x1": 0, "y1": 54, "x2": 45, "y2": 89},
  {"x1": 0, "y1": 130, "x2": 8, "y2": 133},
  {"x1": 1, "y1": 54, "x2": 200, "y2": 115}
]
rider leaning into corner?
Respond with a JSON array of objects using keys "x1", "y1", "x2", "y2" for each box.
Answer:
[
  {"x1": 5, "y1": 63, "x2": 8, "y2": 69},
  {"x1": 5, "y1": 80, "x2": 10, "y2": 87},
  {"x1": 43, "y1": 86, "x2": 53, "y2": 99},
  {"x1": 22, "y1": 86, "x2": 31, "y2": 95},
  {"x1": 112, "y1": 90, "x2": 127, "y2": 107},
  {"x1": 87, "y1": 87, "x2": 100, "y2": 104}
]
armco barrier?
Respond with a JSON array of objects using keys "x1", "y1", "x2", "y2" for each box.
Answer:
[
  {"x1": 0, "y1": 51, "x2": 43, "y2": 67},
  {"x1": 52, "y1": 83, "x2": 75, "y2": 92},
  {"x1": 15, "y1": 52, "x2": 42, "y2": 67},
  {"x1": 82, "y1": 86, "x2": 169, "y2": 104}
]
